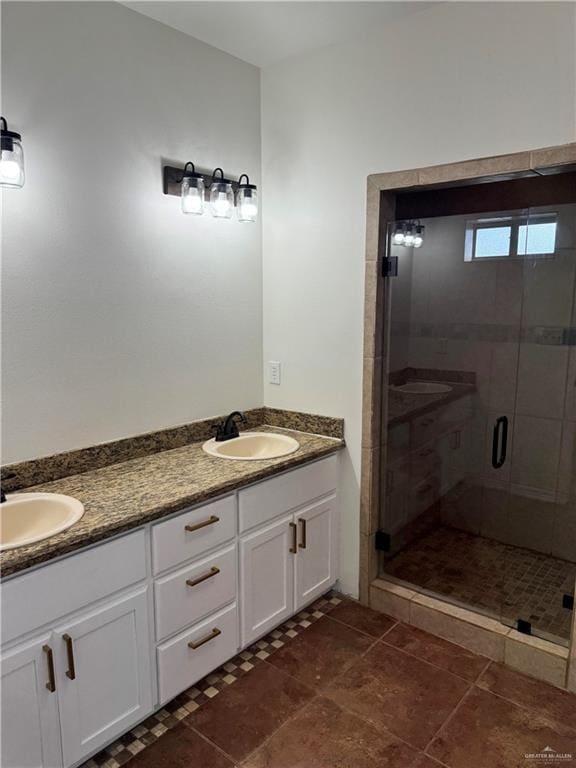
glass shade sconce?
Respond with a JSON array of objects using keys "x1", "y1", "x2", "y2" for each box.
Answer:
[
  {"x1": 0, "y1": 116, "x2": 25, "y2": 188},
  {"x1": 392, "y1": 221, "x2": 425, "y2": 248},
  {"x1": 236, "y1": 174, "x2": 258, "y2": 223},
  {"x1": 163, "y1": 162, "x2": 258, "y2": 222},
  {"x1": 209, "y1": 168, "x2": 234, "y2": 219},
  {"x1": 181, "y1": 161, "x2": 205, "y2": 215}
]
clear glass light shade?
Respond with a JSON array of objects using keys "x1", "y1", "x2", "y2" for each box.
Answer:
[
  {"x1": 237, "y1": 187, "x2": 258, "y2": 223},
  {"x1": 392, "y1": 229, "x2": 405, "y2": 245},
  {"x1": 181, "y1": 176, "x2": 204, "y2": 215},
  {"x1": 0, "y1": 137, "x2": 24, "y2": 188},
  {"x1": 210, "y1": 182, "x2": 234, "y2": 219},
  {"x1": 413, "y1": 225, "x2": 425, "y2": 248},
  {"x1": 404, "y1": 228, "x2": 415, "y2": 247}
]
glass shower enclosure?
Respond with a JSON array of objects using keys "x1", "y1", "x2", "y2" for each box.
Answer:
[{"x1": 379, "y1": 201, "x2": 576, "y2": 646}]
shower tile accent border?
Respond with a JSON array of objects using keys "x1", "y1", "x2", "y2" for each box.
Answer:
[
  {"x1": 369, "y1": 578, "x2": 571, "y2": 689},
  {"x1": 391, "y1": 321, "x2": 576, "y2": 346},
  {"x1": 359, "y1": 141, "x2": 576, "y2": 640},
  {"x1": 1, "y1": 407, "x2": 345, "y2": 491}
]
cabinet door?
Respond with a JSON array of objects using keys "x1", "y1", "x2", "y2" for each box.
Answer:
[
  {"x1": 294, "y1": 495, "x2": 337, "y2": 611},
  {"x1": 240, "y1": 514, "x2": 294, "y2": 646},
  {"x1": 1, "y1": 634, "x2": 62, "y2": 768},
  {"x1": 55, "y1": 588, "x2": 153, "y2": 766}
]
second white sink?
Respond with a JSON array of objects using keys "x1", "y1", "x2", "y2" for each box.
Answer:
[
  {"x1": 203, "y1": 432, "x2": 300, "y2": 461},
  {"x1": 0, "y1": 493, "x2": 85, "y2": 551}
]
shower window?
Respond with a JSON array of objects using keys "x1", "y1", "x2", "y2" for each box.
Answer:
[{"x1": 465, "y1": 212, "x2": 557, "y2": 261}]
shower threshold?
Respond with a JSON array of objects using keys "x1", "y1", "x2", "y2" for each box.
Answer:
[{"x1": 381, "y1": 526, "x2": 575, "y2": 646}]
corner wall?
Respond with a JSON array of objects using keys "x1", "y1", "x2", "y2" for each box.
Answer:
[{"x1": 261, "y1": 1, "x2": 576, "y2": 596}]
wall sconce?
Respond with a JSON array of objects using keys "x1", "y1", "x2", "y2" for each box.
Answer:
[
  {"x1": 392, "y1": 221, "x2": 425, "y2": 248},
  {"x1": 209, "y1": 168, "x2": 234, "y2": 219},
  {"x1": 0, "y1": 116, "x2": 25, "y2": 188},
  {"x1": 163, "y1": 162, "x2": 258, "y2": 222},
  {"x1": 236, "y1": 174, "x2": 258, "y2": 223},
  {"x1": 181, "y1": 161, "x2": 205, "y2": 215}
]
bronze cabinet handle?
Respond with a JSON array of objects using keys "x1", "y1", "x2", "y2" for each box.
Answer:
[
  {"x1": 185, "y1": 515, "x2": 219, "y2": 533},
  {"x1": 289, "y1": 521, "x2": 298, "y2": 554},
  {"x1": 186, "y1": 566, "x2": 220, "y2": 588},
  {"x1": 42, "y1": 645, "x2": 56, "y2": 693},
  {"x1": 298, "y1": 518, "x2": 307, "y2": 549},
  {"x1": 188, "y1": 628, "x2": 221, "y2": 650},
  {"x1": 63, "y1": 634, "x2": 76, "y2": 680}
]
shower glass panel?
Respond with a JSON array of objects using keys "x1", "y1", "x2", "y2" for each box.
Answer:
[{"x1": 379, "y1": 202, "x2": 576, "y2": 646}]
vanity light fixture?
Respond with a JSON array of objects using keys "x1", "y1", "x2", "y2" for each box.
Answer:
[
  {"x1": 180, "y1": 161, "x2": 205, "y2": 215},
  {"x1": 0, "y1": 116, "x2": 25, "y2": 188},
  {"x1": 163, "y1": 162, "x2": 258, "y2": 222},
  {"x1": 391, "y1": 221, "x2": 425, "y2": 249},
  {"x1": 209, "y1": 167, "x2": 234, "y2": 219},
  {"x1": 236, "y1": 174, "x2": 258, "y2": 223}
]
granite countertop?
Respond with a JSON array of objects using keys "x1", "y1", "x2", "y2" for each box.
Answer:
[
  {"x1": 387, "y1": 382, "x2": 476, "y2": 427},
  {"x1": 1, "y1": 427, "x2": 343, "y2": 578}
]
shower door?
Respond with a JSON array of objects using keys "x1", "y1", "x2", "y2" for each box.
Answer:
[
  {"x1": 501, "y1": 203, "x2": 576, "y2": 644},
  {"x1": 379, "y1": 202, "x2": 576, "y2": 645}
]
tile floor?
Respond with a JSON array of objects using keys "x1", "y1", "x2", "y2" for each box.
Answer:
[
  {"x1": 384, "y1": 526, "x2": 576, "y2": 643},
  {"x1": 83, "y1": 593, "x2": 576, "y2": 768}
]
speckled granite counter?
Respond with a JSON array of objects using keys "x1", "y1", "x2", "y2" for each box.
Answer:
[
  {"x1": 1, "y1": 427, "x2": 343, "y2": 578},
  {"x1": 387, "y1": 382, "x2": 476, "y2": 427}
]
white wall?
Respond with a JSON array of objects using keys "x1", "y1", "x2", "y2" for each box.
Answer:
[
  {"x1": 1, "y1": 2, "x2": 262, "y2": 463},
  {"x1": 261, "y1": 1, "x2": 576, "y2": 595}
]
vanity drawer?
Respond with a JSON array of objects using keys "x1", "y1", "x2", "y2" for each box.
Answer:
[
  {"x1": 239, "y1": 456, "x2": 337, "y2": 532},
  {"x1": 1, "y1": 531, "x2": 146, "y2": 645},
  {"x1": 410, "y1": 410, "x2": 440, "y2": 448},
  {"x1": 152, "y1": 496, "x2": 236, "y2": 574},
  {"x1": 157, "y1": 603, "x2": 238, "y2": 704},
  {"x1": 155, "y1": 545, "x2": 237, "y2": 641}
]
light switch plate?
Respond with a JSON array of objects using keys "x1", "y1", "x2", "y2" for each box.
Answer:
[{"x1": 268, "y1": 361, "x2": 281, "y2": 385}]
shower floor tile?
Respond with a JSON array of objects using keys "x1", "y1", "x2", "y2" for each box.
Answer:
[{"x1": 383, "y1": 526, "x2": 576, "y2": 642}]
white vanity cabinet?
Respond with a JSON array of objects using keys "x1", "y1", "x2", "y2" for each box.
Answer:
[
  {"x1": 239, "y1": 456, "x2": 338, "y2": 646},
  {"x1": 1, "y1": 452, "x2": 340, "y2": 768},
  {"x1": 1, "y1": 531, "x2": 153, "y2": 768},
  {"x1": 54, "y1": 588, "x2": 153, "y2": 767},
  {"x1": 1, "y1": 633, "x2": 63, "y2": 768}
]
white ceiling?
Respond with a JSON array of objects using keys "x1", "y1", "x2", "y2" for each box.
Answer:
[{"x1": 123, "y1": 2, "x2": 436, "y2": 67}]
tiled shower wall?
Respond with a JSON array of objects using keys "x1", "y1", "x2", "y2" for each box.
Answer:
[{"x1": 389, "y1": 204, "x2": 576, "y2": 563}]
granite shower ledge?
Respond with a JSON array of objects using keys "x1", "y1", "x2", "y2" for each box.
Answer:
[{"x1": 0, "y1": 427, "x2": 343, "y2": 578}]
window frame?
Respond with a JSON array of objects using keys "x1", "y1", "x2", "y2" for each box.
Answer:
[{"x1": 464, "y1": 211, "x2": 558, "y2": 262}]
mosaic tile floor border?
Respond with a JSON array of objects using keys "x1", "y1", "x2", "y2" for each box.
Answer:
[{"x1": 82, "y1": 592, "x2": 343, "y2": 768}]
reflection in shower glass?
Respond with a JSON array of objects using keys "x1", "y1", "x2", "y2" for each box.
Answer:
[{"x1": 379, "y1": 201, "x2": 576, "y2": 646}]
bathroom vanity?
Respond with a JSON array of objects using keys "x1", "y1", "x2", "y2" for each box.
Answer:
[{"x1": 0, "y1": 444, "x2": 339, "y2": 768}]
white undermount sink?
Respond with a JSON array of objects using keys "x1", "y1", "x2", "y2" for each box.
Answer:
[
  {"x1": 0, "y1": 493, "x2": 85, "y2": 551},
  {"x1": 393, "y1": 381, "x2": 453, "y2": 395},
  {"x1": 203, "y1": 432, "x2": 300, "y2": 461}
]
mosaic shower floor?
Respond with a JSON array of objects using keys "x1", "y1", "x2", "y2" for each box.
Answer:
[{"x1": 384, "y1": 526, "x2": 576, "y2": 643}]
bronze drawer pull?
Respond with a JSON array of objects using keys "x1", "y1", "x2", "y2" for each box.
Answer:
[
  {"x1": 188, "y1": 628, "x2": 221, "y2": 650},
  {"x1": 43, "y1": 645, "x2": 56, "y2": 693},
  {"x1": 298, "y1": 518, "x2": 307, "y2": 549},
  {"x1": 185, "y1": 515, "x2": 219, "y2": 533},
  {"x1": 289, "y1": 522, "x2": 298, "y2": 554},
  {"x1": 63, "y1": 634, "x2": 76, "y2": 680},
  {"x1": 186, "y1": 566, "x2": 220, "y2": 588}
]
